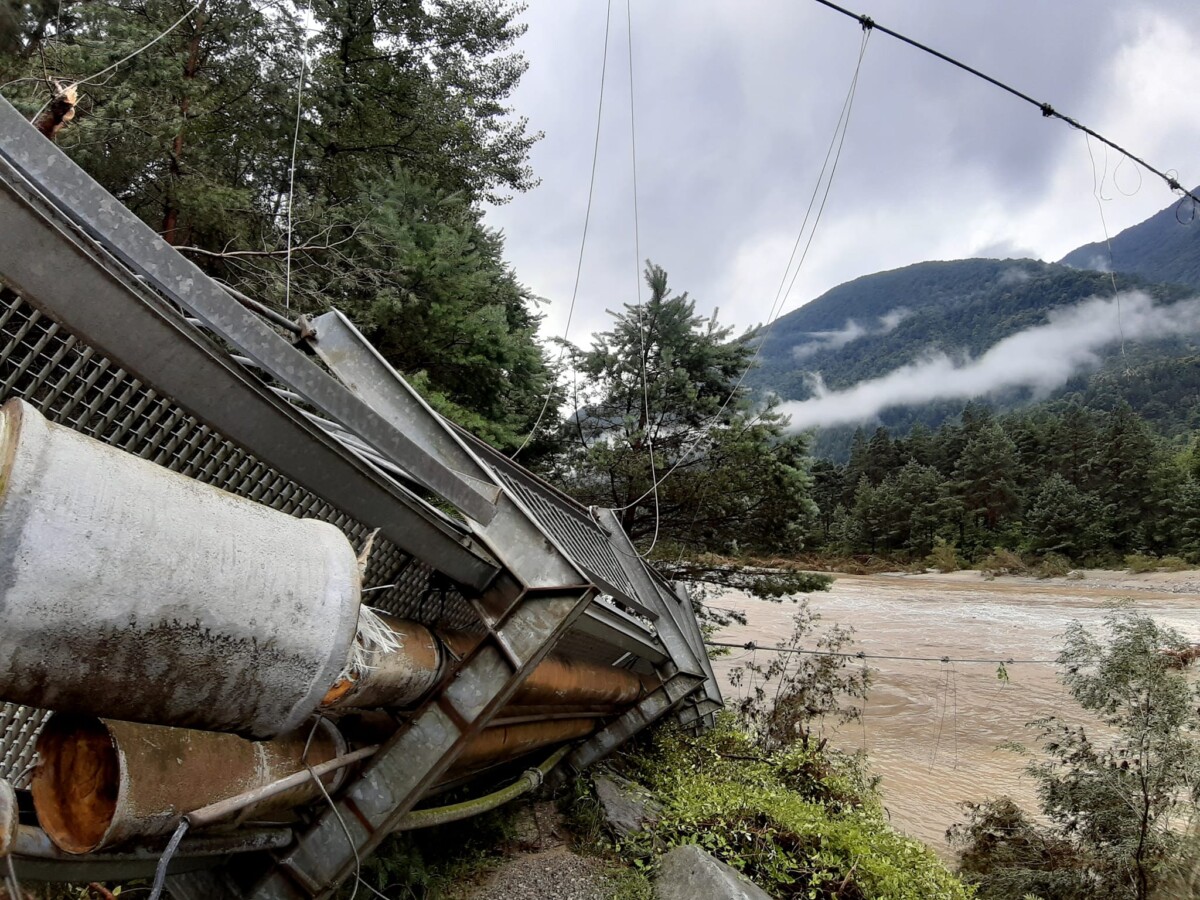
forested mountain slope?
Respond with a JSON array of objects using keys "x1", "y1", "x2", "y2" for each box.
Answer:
[
  {"x1": 753, "y1": 260, "x2": 1191, "y2": 395},
  {"x1": 1060, "y1": 186, "x2": 1200, "y2": 289},
  {"x1": 750, "y1": 191, "x2": 1200, "y2": 452}
]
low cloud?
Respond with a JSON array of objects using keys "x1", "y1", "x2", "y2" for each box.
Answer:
[
  {"x1": 790, "y1": 308, "x2": 911, "y2": 361},
  {"x1": 779, "y1": 291, "x2": 1200, "y2": 431},
  {"x1": 997, "y1": 267, "x2": 1033, "y2": 285}
]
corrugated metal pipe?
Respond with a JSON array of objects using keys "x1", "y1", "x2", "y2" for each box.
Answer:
[{"x1": 0, "y1": 399, "x2": 361, "y2": 738}]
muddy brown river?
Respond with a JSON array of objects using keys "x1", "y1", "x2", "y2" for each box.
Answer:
[{"x1": 709, "y1": 570, "x2": 1200, "y2": 857}]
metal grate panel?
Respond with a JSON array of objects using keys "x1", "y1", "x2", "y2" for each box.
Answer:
[
  {"x1": 0, "y1": 290, "x2": 475, "y2": 784},
  {"x1": 495, "y1": 470, "x2": 641, "y2": 603}
]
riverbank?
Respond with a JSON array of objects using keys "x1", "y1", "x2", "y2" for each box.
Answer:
[{"x1": 709, "y1": 567, "x2": 1200, "y2": 857}]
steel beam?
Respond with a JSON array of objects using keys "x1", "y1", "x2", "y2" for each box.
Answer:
[
  {"x1": 594, "y1": 509, "x2": 705, "y2": 679},
  {"x1": 571, "y1": 602, "x2": 668, "y2": 665},
  {"x1": 562, "y1": 673, "x2": 705, "y2": 775},
  {"x1": 0, "y1": 97, "x2": 496, "y2": 526},
  {"x1": 464, "y1": 438, "x2": 663, "y2": 622},
  {"x1": 665, "y1": 579, "x2": 723, "y2": 714},
  {"x1": 247, "y1": 577, "x2": 595, "y2": 898}
]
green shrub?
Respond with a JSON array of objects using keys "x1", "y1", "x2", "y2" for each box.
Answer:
[
  {"x1": 927, "y1": 539, "x2": 961, "y2": 573},
  {"x1": 1125, "y1": 553, "x2": 1160, "y2": 573},
  {"x1": 980, "y1": 549, "x2": 1029, "y2": 577},
  {"x1": 1123, "y1": 553, "x2": 1192, "y2": 573},
  {"x1": 604, "y1": 718, "x2": 971, "y2": 900},
  {"x1": 1034, "y1": 553, "x2": 1072, "y2": 579}
]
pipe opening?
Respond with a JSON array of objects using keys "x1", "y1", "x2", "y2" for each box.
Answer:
[{"x1": 31, "y1": 714, "x2": 119, "y2": 854}]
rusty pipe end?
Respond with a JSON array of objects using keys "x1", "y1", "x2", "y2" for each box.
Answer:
[{"x1": 31, "y1": 714, "x2": 118, "y2": 854}]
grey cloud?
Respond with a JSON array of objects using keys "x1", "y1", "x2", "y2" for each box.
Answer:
[{"x1": 485, "y1": 1, "x2": 1200, "y2": 350}]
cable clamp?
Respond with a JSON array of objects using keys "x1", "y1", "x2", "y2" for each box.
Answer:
[
  {"x1": 743, "y1": 641, "x2": 756, "y2": 651},
  {"x1": 524, "y1": 767, "x2": 545, "y2": 789},
  {"x1": 1039, "y1": 103, "x2": 1055, "y2": 118},
  {"x1": 858, "y1": 14, "x2": 874, "y2": 31}
]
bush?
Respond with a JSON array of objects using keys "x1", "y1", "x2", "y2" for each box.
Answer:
[
  {"x1": 927, "y1": 539, "x2": 961, "y2": 573},
  {"x1": 1034, "y1": 553, "x2": 1072, "y2": 579},
  {"x1": 952, "y1": 609, "x2": 1200, "y2": 900},
  {"x1": 1124, "y1": 553, "x2": 1192, "y2": 573},
  {"x1": 980, "y1": 549, "x2": 1029, "y2": 577},
  {"x1": 1125, "y1": 553, "x2": 1160, "y2": 573}
]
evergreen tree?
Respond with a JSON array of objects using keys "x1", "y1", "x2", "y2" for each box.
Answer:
[
  {"x1": 0, "y1": 0, "x2": 557, "y2": 450},
  {"x1": 1092, "y1": 404, "x2": 1161, "y2": 551},
  {"x1": 953, "y1": 422, "x2": 1021, "y2": 531},
  {"x1": 892, "y1": 461, "x2": 949, "y2": 555},
  {"x1": 553, "y1": 263, "x2": 817, "y2": 553},
  {"x1": 842, "y1": 428, "x2": 870, "y2": 505},
  {"x1": 1024, "y1": 474, "x2": 1105, "y2": 557},
  {"x1": 864, "y1": 426, "x2": 900, "y2": 485},
  {"x1": 809, "y1": 458, "x2": 845, "y2": 544}
]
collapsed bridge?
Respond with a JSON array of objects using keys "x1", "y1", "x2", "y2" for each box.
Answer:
[{"x1": 0, "y1": 96, "x2": 720, "y2": 897}]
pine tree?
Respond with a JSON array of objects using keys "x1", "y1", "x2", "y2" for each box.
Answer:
[
  {"x1": 953, "y1": 422, "x2": 1021, "y2": 531},
  {"x1": 553, "y1": 263, "x2": 817, "y2": 553},
  {"x1": 1092, "y1": 403, "x2": 1161, "y2": 551},
  {"x1": 1025, "y1": 474, "x2": 1106, "y2": 556}
]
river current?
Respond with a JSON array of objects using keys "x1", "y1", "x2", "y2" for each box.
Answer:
[{"x1": 709, "y1": 571, "x2": 1200, "y2": 856}]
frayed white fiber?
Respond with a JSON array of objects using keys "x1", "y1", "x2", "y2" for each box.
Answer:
[{"x1": 340, "y1": 604, "x2": 404, "y2": 683}]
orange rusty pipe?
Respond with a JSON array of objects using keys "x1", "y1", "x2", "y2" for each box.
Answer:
[
  {"x1": 322, "y1": 617, "x2": 656, "y2": 712},
  {"x1": 448, "y1": 718, "x2": 597, "y2": 778},
  {"x1": 31, "y1": 715, "x2": 344, "y2": 854},
  {"x1": 321, "y1": 618, "x2": 442, "y2": 709}
]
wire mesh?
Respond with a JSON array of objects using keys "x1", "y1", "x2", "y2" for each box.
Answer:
[{"x1": 0, "y1": 290, "x2": 476, "y2": 784}]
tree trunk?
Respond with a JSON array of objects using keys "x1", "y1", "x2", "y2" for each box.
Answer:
[{"x1": 162, "y1": 1, "x2": 208, "y2": 245}]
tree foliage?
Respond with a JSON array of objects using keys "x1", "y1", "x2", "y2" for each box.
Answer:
[
  {"x1": 550, "y1": 263, "x2": 817, "y2": 554},
  {"x1": 812, "y1": 400, "x2": 1200, "y2": 565},
  {"x1": 950, "y1": 609, "x2": 1200, "y2": 899},
  {"x1": 0, "y1": 0, "x2": 555, "y2": 450}
]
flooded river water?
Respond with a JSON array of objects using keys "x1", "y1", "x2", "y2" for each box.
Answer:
[{"x1": 709, "y1": 570, "x2": 1200, "y2": 856}]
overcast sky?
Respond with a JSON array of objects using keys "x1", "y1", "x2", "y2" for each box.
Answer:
[{"x1": 483, "y1": 0, "x2": 1200, "y2": 350}]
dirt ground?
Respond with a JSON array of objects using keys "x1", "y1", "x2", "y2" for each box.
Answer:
[{"x1": 710, "y1": 567, "x2": 1200, "y2": 857}]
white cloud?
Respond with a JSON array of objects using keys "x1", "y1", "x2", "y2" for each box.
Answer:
[
  {"x1": 790, "y1": 308, "x2": 911, "y2": 360},
  {"x1": 778, "y1": 292, "x2": 1200, "y2": 431}
]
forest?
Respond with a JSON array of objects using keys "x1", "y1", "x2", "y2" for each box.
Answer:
[{"x1": 809, "y1": 401, "x2": 1200, "y2": 568}]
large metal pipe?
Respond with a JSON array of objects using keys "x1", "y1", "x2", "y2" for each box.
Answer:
[
  {"x1": 31, "y1": 715, "x2": 345, "y2": 854},
  {"x1": 449, "y1": 718, "x2": 596, "y2": 777},
  {"x1": 31, "y1": 712, "x2": 598, "y2": 853},
  {"x1": 323, "y1": 617, "x2": 656, "y2": 711},
  {"x1": 0, "y1": 399, "x2": 362, "y2": 738}
]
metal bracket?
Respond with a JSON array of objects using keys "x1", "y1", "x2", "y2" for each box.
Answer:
[
  {"x1": 247, "y1": 579, "x2": 595, "y2": 898},
  {"x1": 561, "y1": 672, "x2": 705, "y2": 775}
]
